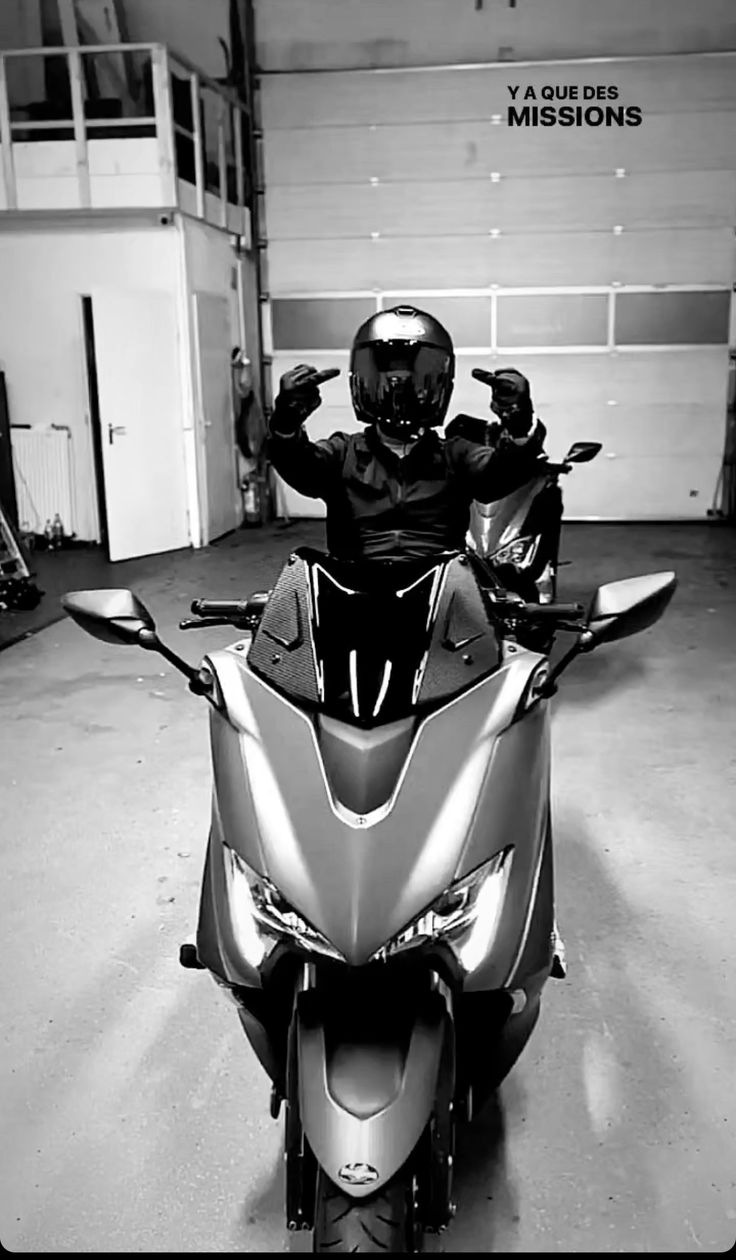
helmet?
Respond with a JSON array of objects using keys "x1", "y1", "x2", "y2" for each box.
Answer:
[{"x1": 349, "y1": 306, "x2": 455, "y2": 439}]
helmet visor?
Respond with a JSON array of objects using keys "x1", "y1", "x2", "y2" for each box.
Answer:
[{"x1": 351, "y1": 341, "x2": 453, "y2": 432}]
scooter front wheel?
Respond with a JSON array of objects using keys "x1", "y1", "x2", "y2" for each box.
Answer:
[{"x1": 312, "y1": 1168, "x2": 420, "y2": 1253}]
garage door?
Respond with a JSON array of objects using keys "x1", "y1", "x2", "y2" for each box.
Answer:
[{"x1": 259, "y1": 50, "x2": 736, "y2": 520}]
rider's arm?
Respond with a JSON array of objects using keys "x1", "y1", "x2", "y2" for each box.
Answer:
[
  {"x1": 267, "y1": 424, "x2": 347, "y2": 500},
  {"x1": 266, "y1": 364, "x2": 345, "y2": 499},
  {"x1": 447, "y1": 418, "x2": 547, "y2": 504}
]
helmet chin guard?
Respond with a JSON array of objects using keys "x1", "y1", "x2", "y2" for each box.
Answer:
[
  {"x1": 376, "y1": 414, "x2": 426, "y2": 442},
  {"x1": 350, "y1": 307, "x2": 455, "y2": 435}
]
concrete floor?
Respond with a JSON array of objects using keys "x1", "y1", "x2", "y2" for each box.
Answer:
[{"x1": 0, "y1": 521, "x2": 734, "y2": 1254}]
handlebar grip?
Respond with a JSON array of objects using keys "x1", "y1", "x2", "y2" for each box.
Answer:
[
  {"x1": 190, "y1": 599, "x2": 250, "y2": 617},
  {"x1": 521, "y1": 603, "x2": 585, "y2": 619}
]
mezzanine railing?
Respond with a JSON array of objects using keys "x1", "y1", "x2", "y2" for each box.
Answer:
[{"x1": 0, "y1": 42, "x2": 251, "y2": 234}]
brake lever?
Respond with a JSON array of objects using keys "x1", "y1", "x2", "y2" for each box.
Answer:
[
  {"x1": 179, "y1": 617, "x2": 233, "y2": 630},
  {"x1": 552, "y1": 620, "x2": 586, "y2": 633}
]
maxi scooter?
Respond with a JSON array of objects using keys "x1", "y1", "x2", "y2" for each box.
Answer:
[
  {"x1": 62, "y1": 554, "x2": 676, "y2": 1253},
  {"x1": 450, "y1": 368, "x2": 602, "y2": 605}
]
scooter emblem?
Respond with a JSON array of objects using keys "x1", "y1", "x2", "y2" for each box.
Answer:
[{"x1": 338, "y1": 1163, "x2": 380, "y2": 1186}]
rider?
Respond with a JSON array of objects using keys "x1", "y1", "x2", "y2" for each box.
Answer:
[{"x1": 266, "y1": 306, "x2": 546, "y2": 561}]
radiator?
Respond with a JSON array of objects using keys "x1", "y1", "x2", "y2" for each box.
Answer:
[{"x1": 10, "y1": 425, "x2": 75, "y2": 536}]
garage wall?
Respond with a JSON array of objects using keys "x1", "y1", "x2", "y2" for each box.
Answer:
[
  {"x1": 259, "y1": 50, "x2": 736, "y2": 520},
  {"x1": 121, "y1": 0, "x2": 242, "y2": 78},
  {"x1": 255, "y1": 0, "x2": 736, "y2": 69},
  {"x1": 0, "y1": 219, "x2": 185, "y2": 540}
]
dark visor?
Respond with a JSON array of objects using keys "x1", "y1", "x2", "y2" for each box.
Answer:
[
  {"x1": 354, "y1": 341, "x2": 451, "y2": 382},
  {"x1": 351, "y1": 341, "x2": 453, "y2": 428}
]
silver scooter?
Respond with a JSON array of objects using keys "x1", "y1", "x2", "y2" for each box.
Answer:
[
  {"x1": 62, "y1": 556, "x2": 676, "y2": 1253},
  {"x1": 448, "y1": 368, "x2": 602, "y2": 604},
  {"x1": 468, "y1": 440, "x2": 602, "y2": 602}
]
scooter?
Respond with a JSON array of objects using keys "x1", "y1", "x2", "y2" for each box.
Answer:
[
  {"x1": 468, "y1": 440, "x2": 602, "y2": 603},
  {"x1": 448, "y1": 368, "x2": 602, "y2": 604},
  {"x1": 62, "y1": 555, "x2": 676, "y2": 1253}
]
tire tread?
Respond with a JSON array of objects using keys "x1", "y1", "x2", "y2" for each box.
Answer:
[{"x1": 313, "y1": 1171, "x2": 415, "y2": 1253}]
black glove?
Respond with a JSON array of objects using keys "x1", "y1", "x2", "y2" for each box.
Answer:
[
  {"x1": 445, "y1": 412, "x2": 493, "y2": 445},
  {"x1": 270, "y1": 364, "x2": 340, "y2": 436},
  {"x1": 471, "y1": 367, "x2": 534, "y2": 438}
]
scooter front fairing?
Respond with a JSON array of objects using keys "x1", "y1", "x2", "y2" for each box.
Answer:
[
  {"x1": 196, "y1": 550, "x2": 550, "y2": 988},
  {"x1": 194, "y1": 548, "x2": 554, "y2": 1220}
]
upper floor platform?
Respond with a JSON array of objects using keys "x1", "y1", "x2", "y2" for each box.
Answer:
[{"x1": 0, "y1": 42, "x2": 252, "y2": 238}]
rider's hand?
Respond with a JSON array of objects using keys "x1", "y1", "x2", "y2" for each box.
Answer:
[
  {"x1": 471, "y1": 367, "x2": 534, "y2": 438},
  {"x1": 270, "y1": 365, "x2": 340, "y2": 436}
]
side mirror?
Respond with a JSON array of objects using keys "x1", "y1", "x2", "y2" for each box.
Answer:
[
  {"x1": 564, "y1": 442, "x2": 602, "y2": 464},
  {"x1": 585, "y1": 571, "x2": 677, "y2": 646},
  {"x1": 61, "y1": 589, "x2": 156, "y2": 646}
]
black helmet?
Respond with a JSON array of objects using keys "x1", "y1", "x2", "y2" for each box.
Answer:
[{"x1": 349, "y1": 306, "x2": 455, "y2": 439}]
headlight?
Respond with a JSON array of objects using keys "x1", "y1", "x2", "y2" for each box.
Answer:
[
  {"x1": 371, "y1": 847, "x2": 514, "y2": 974},
  {"x1": 225, "y1": 845, "x2": 345, "y2": 966},
  {"x1": 490, "y1": 535, "x2": 539, "y2": 570}
]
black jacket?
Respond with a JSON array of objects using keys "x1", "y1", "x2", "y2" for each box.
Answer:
[{"x1": 267, "y1": 417, "x2": 547, "y2": 561}]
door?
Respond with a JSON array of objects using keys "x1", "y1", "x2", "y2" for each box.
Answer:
[
  {"x1": 91, "y1": 289, "x2": 190, "y2": 562},
  {"x1": 192, "y1": 291, "x2": 239, "y2": 544},
  {"x1": 80, "y1": 296, "x2": 108, "y2": 550},
  {"x1": 0, "y1": 372, "x2": 19, "y2": 528}
]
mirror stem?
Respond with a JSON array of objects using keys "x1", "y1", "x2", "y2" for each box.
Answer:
[
  {"x1": 537, "y1": 630, "x2": 594, "y2": 699},
  {"x1": 137, "y1": 628, "x2": 214, "y2": 697}
]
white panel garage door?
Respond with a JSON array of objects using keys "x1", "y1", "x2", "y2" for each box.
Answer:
[{"x1": 259, "y1": 50, "x2": 736, "y2": 520}]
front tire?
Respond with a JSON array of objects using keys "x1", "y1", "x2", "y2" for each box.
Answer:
[{"x1": 312, "y1": 1169, "x2": 419, "y2": 1253}]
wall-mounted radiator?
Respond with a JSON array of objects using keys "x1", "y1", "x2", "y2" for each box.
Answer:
[{"x1": 10, "y1": 425, "x2": 76, "y2": 536}]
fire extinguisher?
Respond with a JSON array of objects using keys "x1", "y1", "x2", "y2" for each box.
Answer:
[{"x1": 243, "y1": 475, "x2": 261, "y2": 526}]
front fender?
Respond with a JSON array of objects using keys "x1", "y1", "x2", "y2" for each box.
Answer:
[{"x1": 297, "y1": 988, "x2": 448, "y2": 1199}]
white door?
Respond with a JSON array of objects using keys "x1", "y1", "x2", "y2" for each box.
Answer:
[
  {"x1": 192, "y1": 291, "x2": 240, "y2": 544},
  {"x1": 92, "y1": 289, "x2": 190, "y2": 561}
]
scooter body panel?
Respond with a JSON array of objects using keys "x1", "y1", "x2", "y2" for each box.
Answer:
[
  {"x1": 469, "y1": 473, "x2": 549, "y2": 560},
  {"x1": 198, "y1": 645, "x2": 550, "y2": 985}
]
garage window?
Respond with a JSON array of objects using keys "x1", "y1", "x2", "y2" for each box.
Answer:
[
  {"x1": 497, "y1": 294, "x2": 609, "y2": 348},
  {"x1": 382, "y1": 296, "x2": 492, "y2": 348},
  {"x1": 614, "y1": 290, "x2": 731, "y2": 346},
  {"x1": 271, "y1": 298, "x2": 376, "y2": 350}
]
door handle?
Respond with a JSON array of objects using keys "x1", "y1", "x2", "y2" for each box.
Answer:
[{"x1": 108, "y1": 424, "x2": 127, "y2": 444}]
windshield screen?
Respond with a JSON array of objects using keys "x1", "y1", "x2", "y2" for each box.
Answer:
[{"x1": 308, "y1": 556, "x2": 446, "y2": 724}]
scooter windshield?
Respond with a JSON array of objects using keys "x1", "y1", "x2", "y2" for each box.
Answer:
[{"x1": 308, "y1": 555, "x2": 446, "y2": 724}]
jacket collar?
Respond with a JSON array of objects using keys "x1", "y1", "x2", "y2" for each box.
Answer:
[{"x1": 364, "y1": 424, "x2": 441, "y2": 469}]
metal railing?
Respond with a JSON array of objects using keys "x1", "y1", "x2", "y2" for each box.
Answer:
[{"x1": 0, "y1": 42, "x2": 251, "y2": 226}]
